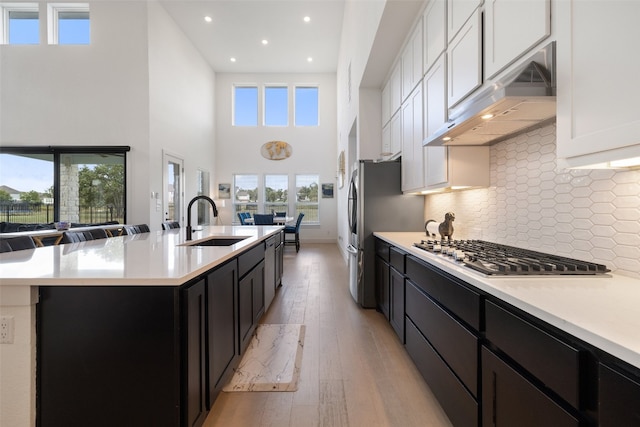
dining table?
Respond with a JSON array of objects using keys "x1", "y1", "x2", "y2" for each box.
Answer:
[
  {"x1": 243, "y1": 216, "x2": 293, "y2": 225},
  {"x1": 0, "y1": 224, "x2": 125, "y2": 247}
]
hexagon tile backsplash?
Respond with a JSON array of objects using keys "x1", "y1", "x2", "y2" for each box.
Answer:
[{"x1": 424, "y1": 123, "x2": 640, "y2": 279}]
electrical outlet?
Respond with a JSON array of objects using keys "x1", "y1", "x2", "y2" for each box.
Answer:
[{"x1": 0, "y1": 315, "x2": 15, "y2": 344}]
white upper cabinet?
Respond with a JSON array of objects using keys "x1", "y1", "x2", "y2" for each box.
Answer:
[
  {"x1": 381, "y1": 80, "x2": 391, "y2": 127},
  {"x1": 402, "y1": 19, "x2": 424, "y2": 101},
  {"x1": 390, "y1": 111, "x2": 402, "y2": 158},
  {"x1": 556, "y1": 0, "x2": 640, "y2": 168},
  {"x1": 401, "y1": 86, "x2": 424, "y2": 192},
  {"x1": 448, "y1": 0, "x2": 482, "y2": 43},
  {"x1": 424, "y1": 0, "x2": 446, "y2": 73},
  {"x1": 423, "y1": 54, "x2": 448, "y2": 187},
  {"x1": 447, "y1": 8, "x2": 482, "y2": 107},
  {"x1": 423, "y1": 54, "x2": 447, "y2": 140},
  {"x1": 484, "y1": 0, "x2": 551, "y2": 80},
  {"x1": 382, "y1": 122, "x2": 391, "y2": 157},
  {"x1": 390, "y1": 62, "x2": 403, "y2": 117}
]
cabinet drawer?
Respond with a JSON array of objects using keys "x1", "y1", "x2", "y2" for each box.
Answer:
[
  {"x1": 406, "y1": 319, "x2": 478, "y2": 427},
  {"x1": 238, "y1": 243, "x2": 265, "y2": 278},
  {"x1": 482, "y1": 346, "x2": 580, "y2": 427},
  {"x1": 405, "y1": 255, "x2": 481, "y2": 331},
  {"x1": 390, "y1": 247, "x2": 405, "y2": 273},
  {"x1": 375, "y1": 238, "x2": 391, "y2": 262},
  {"x1": 485, "y1": 300, "x2": 581, "y2": 408},
  {"x1": 405, "y1": 281, "x2": 478, "y2": 397},
  {"x1": 599, "y1": 363, "x2": 640, "y2": 426}
]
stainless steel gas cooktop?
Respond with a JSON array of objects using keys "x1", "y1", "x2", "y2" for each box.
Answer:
[{"x1": 413, "y1": 239, "x2": 610, "y2": 276}]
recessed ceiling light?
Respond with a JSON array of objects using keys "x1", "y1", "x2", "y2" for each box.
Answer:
[
  {"x1": 481, "y1": 113, "x2": 494, "y2": 120},
  {"x1": 230, "y1": 57, "x2": 236, "y2": 62},
  {"x1": 204, "y1": 16, "x2": 212, "y2": 23},
  {"x1": 307, "y1": 57, "x2": 313, "y2": 62},
  {"x1": 303, "y1": 16, "x2": 310, "y2": 23},
  {"x1": 262, "y1": 39, "x2": 268, "y2": 45}
]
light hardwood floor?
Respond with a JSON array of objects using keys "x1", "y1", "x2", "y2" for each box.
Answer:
[{"x1": 204, "y1": 243, "x2": 453, "y2": 427}]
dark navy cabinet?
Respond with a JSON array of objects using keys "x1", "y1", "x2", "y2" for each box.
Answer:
[{"x1": 37, "y1": 241, "x2": 269, "y2": 427}]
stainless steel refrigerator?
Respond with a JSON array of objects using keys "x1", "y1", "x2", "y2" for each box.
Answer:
[{"x1": 346, "y1": 159, "x2": 424, "y2": 308}]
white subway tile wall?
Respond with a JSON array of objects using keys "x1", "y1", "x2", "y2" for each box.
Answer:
[{"x1": 424, "y1": 123, "x2": 640, "y2": 279}]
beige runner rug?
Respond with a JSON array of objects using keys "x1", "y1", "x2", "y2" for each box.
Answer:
[{"x1": 223, "y1": 323, "x2": 305, "y2": 392}]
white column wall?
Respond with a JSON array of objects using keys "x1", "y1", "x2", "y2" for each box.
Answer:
[{"x1": 147, "y1": 2, "x2": 216, "y2": 230}]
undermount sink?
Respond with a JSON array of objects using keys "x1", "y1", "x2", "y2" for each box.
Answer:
[{"x1": 182, "y1": 236, "x2": 250, "y2": 247}]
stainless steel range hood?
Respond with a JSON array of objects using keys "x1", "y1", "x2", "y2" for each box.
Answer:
[{"x1": 425, "y1": 42, "x2": 556, "y2": 147}]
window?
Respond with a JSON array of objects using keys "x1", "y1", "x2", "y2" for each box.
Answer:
[
  {"x1": 231, "y1": 173, "x2": 319, "y2": 224},
  {"x1": 48, "y1": 3, "x2": 90, "y2": 45},
  {"x1": 295, "y1": 86, "x2": 319, "y2": 126},
  {"x1": 264, "y1": 86, "x2": 288, "y2": 126},
  {"x1": 0, "y1": 146, "x2": 129, "y2": 226},
  {"x1": 233, "y1": 174, "x2": 258, "y2": 219},
  {"x1": 234, "y1": 86, "x2": 258, "y2": 126},
  {"x1": 264, "y1": 174, "x2": 288, "y2": 215},
  {"x1": 1, "y1": 4, "x2": 39, "y2": 44},
  {"x1": 295, "y1": 174, "x2": 319, "y2": 223}
]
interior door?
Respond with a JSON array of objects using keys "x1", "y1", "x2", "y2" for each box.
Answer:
[{"x1": 163, "y1": 152, "x2": 184, "y2": 225}]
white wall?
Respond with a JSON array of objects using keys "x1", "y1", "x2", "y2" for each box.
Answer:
[
  {"x1": 335, "y1": 0, "x2": 386, "y2": 260},
  {"x1": 214, "y1": 73, "x2": 337, "y2": 242},
  {"x1": 148, "y1": 2, "x2": 216, "y2": 230},
  {"x1": 0, "y1": 2, "x2": 149, "y2": 147}
]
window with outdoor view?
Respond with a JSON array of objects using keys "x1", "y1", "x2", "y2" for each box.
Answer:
[
  {"x1": 48, "y1": 3, "x2": 90, "y2": 45},
  {"x1": 234, "y1": 86, "x2": 258, "y2": 126},
  {"x1": 2, "y1": 4, "x2": 39, "y2": 44},
  {"x1": 0, "y1": 147, "x2": 128, "y2": 227},
  {"x1": 264, "y1": 86, "x2": 288, "y2": 126},
  {"x1": 295, "y1": 86, "x2": 319, "y2": 126},
  {"x1": 294, "y1": 174, "x2": 319, "y2": 222},
  {"x1": 264, "y1": 174, "x2": 288, "y2": 215},
  {"x1": 233, "y1": 174, "x2": 259, "y2": 219}
]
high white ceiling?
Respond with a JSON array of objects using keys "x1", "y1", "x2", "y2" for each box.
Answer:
[{"x1": 159, "y1": 0, "x2": 346, "y2": 74}]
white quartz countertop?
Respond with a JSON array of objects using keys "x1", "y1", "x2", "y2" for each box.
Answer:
[
  {"x1": 0, "y1": 225, "x2": 282, "y2": 287},
  {"x1": 375, "y1": 231, "x2": 640, "y2": 370}
]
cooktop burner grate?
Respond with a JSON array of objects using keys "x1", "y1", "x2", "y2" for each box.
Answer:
[{"x1": 413, "y1": 239, "x2": 610, "y2": 276}]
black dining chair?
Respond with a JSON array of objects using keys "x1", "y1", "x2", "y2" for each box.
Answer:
[
  {"x1": 253, "y1": 214, "x2": 274, "y2": 225},
  {"x1": 136, "y1": 224, "x2": 150, "y2": 233},
  {"x1": 2, "y1": 235, "x2": 39, "y2": 251},
  {"x1": 0, "y1": 239, "x2": 12, "y2": 253},
  {"x1": 284, "y1": 213, "x2": 305, "y2": 252},
  {"x1": 123, "y1": 225, "x2": 142, "y2": 235},
  {"x1": 61, "y1": 231, "x2": 94, "y2": 244},
  {"x1": 162, "y1": 221, "x2": 180, "y2": 230},
  {"x1": 89, "y1": 228, "x2": 109, "y2": 240}
]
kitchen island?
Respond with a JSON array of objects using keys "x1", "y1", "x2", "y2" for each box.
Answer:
[
  {"x1": 0, "y1": 225, "x2": 283, "y2": 427},
  {"x1": 375, "y1": 231, "x2": 640, "y2": 426}
]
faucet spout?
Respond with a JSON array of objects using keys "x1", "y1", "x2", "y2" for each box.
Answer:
[{"x1": 186, "y1": 195, "x2": 218, "y2": 241}]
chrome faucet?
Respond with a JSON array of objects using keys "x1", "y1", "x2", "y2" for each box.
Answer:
[{"x1": 186, "y1": 195, "x2": 218, "y2": 241}]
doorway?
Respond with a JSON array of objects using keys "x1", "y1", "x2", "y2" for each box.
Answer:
[{"x1": 163, "y1": 152, "x2": 184, "y2": 225}]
